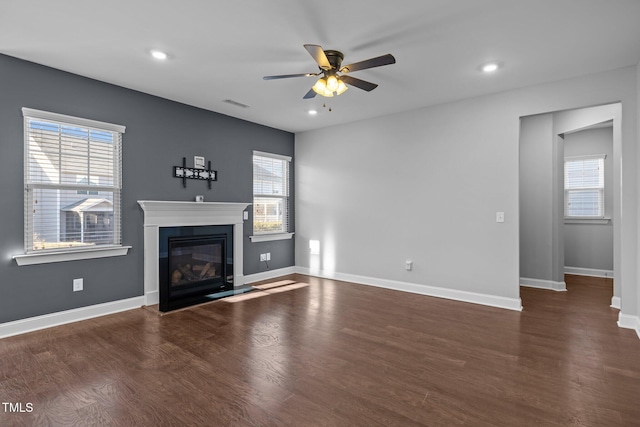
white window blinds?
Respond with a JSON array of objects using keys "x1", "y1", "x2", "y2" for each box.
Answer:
[
  {"x1": 22, "y1": 108, "x2": 125, "y2": 253},
  {"x1": 253, "y1": 151, "x2": 291, "y2": 234},
  {"x1": 564, "y1": 155, "x2": 605, "y2": 218}
]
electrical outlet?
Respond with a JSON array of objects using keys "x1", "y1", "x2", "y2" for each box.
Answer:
[
  {"x1": 405, "y1": 260, "x2": 413, "y2": 271},
  {"x1": 260, "y1": 253, "x2": 267, "y2": 262},
  {"x1": 496, "y1": 212, "x2": 505, "y2": 223},
  {"x1": 266, "y1": 252, "x2": 271, "y2": 261},
  {"x1": 73, "y1": 278, "x2": 83, "y2": 292}
]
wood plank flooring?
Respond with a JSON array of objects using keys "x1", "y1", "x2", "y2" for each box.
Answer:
[{"x1": 1, "y1": 274, "x2": 639, "y2": 426}]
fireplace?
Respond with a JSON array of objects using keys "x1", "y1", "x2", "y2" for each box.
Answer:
[
  {"x1": 168, "y1": 235, "x2": 226, "y2": 287},
  {"x1": 159, "y1": 225, "x2": 233, "y2": 312},
  {"x1": 138, "y1": 201, "x2": 251, "y2": 309}
]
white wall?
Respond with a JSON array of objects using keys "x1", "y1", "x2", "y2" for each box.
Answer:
[
  {"x1": 295, "y1": 66, "x2": 638, "y2": 320},
  {"x1": 564, "y1": 127, "x2": 614, "y2": 272},
  {"x1": 637, "y1": 63, "x2": 640, "y2": 335},
  {"x1": 519, "y1": 114, "x2": 556, "y2": 282}
]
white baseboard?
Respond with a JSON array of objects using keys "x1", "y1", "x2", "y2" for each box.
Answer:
[
  {"x1": 296, "y1": 267, "x2": 522, "y2": 311},
  {"x1": 611, "y1": 296, "x2": 621, "y2": 310},
  {"x1": 617, "y1": 313, "x2": 640, "y2": 340},
  {"x1": 0, "y1": 297, "x2": 144, "y2": 339},
  {"x1": 244, "y1": 266, "x2": 297, "y2": 285},
  {"x1": 145, "y1": 290, "x2": 159, "y2": 306},
  {"x1": 520, "y1": 277, "x2": 567, "y2": 292},
  {"x1": 564, "y1": 266, "x2": 614, "y2": 278}
]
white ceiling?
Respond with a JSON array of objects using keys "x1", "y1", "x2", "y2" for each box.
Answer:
[{"x1": 2, "y1": 0, "x2": 640, "y2": 133}]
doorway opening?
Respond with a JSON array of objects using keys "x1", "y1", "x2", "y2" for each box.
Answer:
[{"x1": 519, "y1": 103, "x2": 621, "y2": 309}]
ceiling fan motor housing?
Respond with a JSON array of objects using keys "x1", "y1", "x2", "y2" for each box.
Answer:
[{"x1": 323, "y1": 50, "x2": 344, "y2": 71}]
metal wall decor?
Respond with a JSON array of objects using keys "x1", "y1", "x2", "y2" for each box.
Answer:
[{"x1": 173, "y1": 157, "x2": 217, "y2": 189}]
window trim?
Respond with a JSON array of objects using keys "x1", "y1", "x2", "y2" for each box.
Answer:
[
  {"x1": 251, "y1": 150, "x2": 292, "y2": 241},
  {"x1": 14, "y1": 108, "x2": 129, "y2": 265},
  {"x1": 21, "y1": 108, "x2": 126, "y2": 134},
  {"x1": 13, "y1": 245, "x2": 131, "y2": 266},
  {"x1": 564, "y1": 218, "x2": 611, "y2": 225},
  {"x1": 249, "y1": 232, "x2": 294, "y2": 243}
]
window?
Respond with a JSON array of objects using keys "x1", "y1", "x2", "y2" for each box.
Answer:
[
  {"x1": 21, "y1": 108, "x2": 126, "y2": 255},
  {"x1": 252, "y1": 151, "x2": 291, "y2": 236},
  {"x1": 564, "y1": 155, "x2": 605, "y2": 218}
]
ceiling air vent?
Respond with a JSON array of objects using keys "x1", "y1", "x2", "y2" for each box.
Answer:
[{"x1": 223, "y1": 99, "x2": 250, "y2": 108}]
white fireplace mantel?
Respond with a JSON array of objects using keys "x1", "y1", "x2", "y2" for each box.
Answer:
[{"x1": 138, "y1": 200, "x2": 251, "y2": 306}]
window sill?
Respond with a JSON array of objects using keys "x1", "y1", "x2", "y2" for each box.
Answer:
[
  {"x1": 13, "y1": 245, "x2": 131, "y2": 266},
  {"x1": 249, "y1": 233, "x2": 294, "y2": 243},
  {"x1": 564, "y1": 218, "x2": 611, "y2": 225}
]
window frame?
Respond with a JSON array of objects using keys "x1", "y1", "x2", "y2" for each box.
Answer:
[
  {"x1": 13, "y1": 108, "x2": 130, "y2": 266},
  {"x1": 250, "y1": 150, "x2": 294, "y2": 242},
  {"x1": 564, "y1": 154, "x2": 606, "y2": 219}
]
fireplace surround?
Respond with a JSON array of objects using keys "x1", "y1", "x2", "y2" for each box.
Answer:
[{"x1": 138, "y1": 201, "x2": 251, "y2": 308}]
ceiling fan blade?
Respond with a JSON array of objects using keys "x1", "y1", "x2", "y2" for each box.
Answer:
[
  {"x1": 303, "y1": 88, "x2": 317, "y2": 99},
  {"x1": 340, "y1": 75, "x2": 378, "y2": 92},
  {"x1": 340, "y1": 54, "x2": 396, "y2": 74},
  {"x1": 304, "y1": 44, "x2": 331, "y2": 70},
  {"x1": 263, "y1": 73, "x2": 316, "y2": 80}
]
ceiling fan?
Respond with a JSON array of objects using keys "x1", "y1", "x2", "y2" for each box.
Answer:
[{"x1": 263, "y1": 44, "x2": 396, "y2": 99}]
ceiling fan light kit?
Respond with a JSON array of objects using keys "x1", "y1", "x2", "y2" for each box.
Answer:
[
  {"x1": 263, "y1": 44, "x2": 395, "y2": 99},
  {"x1": 312, "y1": 74, "x2": 348, "y2": 97}
]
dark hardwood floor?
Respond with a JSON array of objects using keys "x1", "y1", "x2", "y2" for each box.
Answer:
[{"x1": 1, "y1": 274, "x2": 639, "y2": 426}]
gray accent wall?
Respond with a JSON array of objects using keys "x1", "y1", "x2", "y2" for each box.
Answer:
[{"x1": 0, "y1": 54, "x2": 294, "y2": 324}]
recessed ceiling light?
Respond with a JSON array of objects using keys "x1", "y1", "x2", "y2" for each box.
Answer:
[
  {"x1": 308, "y1": 110, "x2": 317, "y2": 115},
  {"x1": 150, "y1": 50, "x2": 168, "y2": 60},
  {"x1": 482, "y1": 63, "x2": 499, "y2": 73}
]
